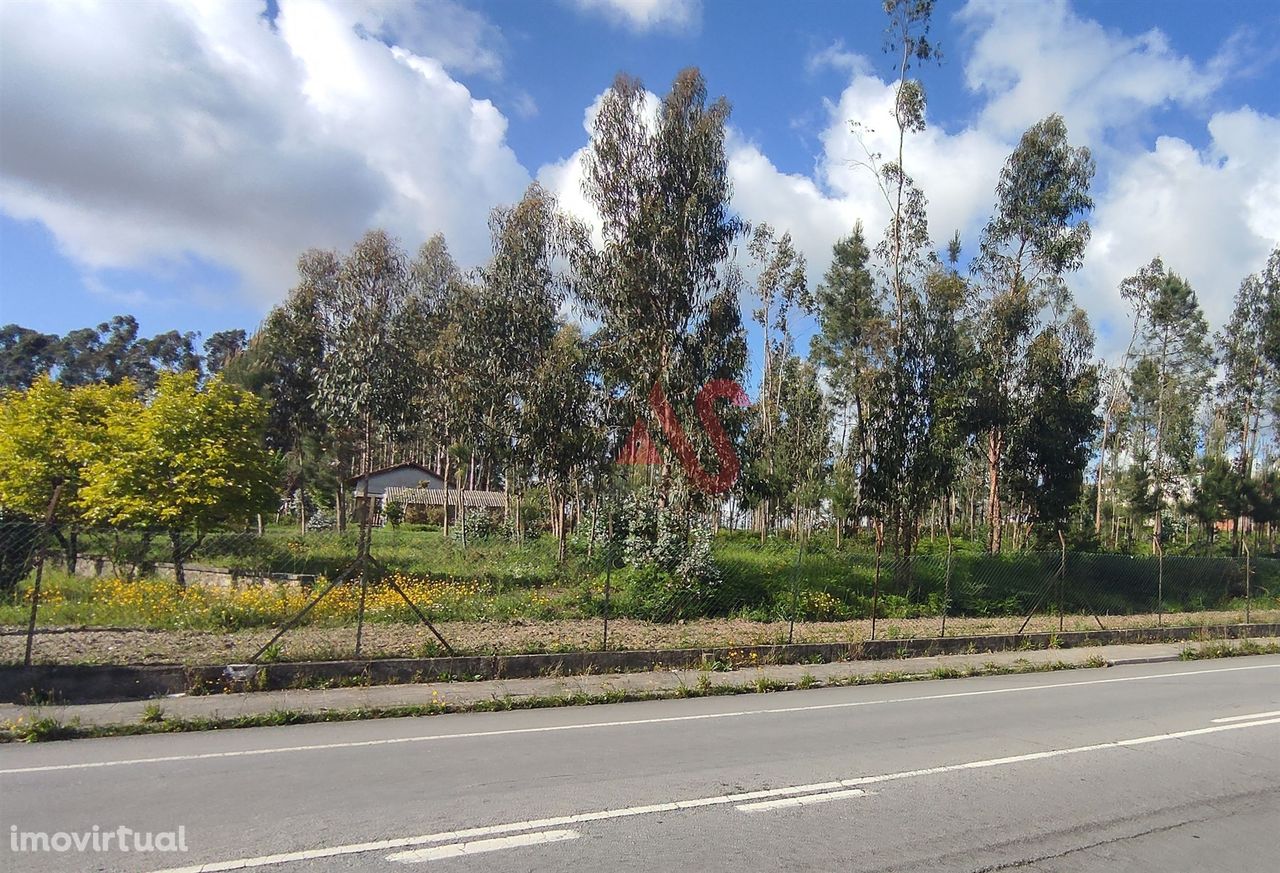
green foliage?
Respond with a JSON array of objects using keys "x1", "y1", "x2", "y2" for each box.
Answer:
[
  {"x1": 1, "y1": 315, "x2": 201, "y2": 393},
  {"x1": 80, "y1": 372, "x2": 275, "y2": 531},
  {"x1": 582, "y1": 67, "x2": 747, "y2": 476},
  {"x1": 384, "y1": 499, "x2": 404, "y2": 528},
  {"x1": 971, "y1": 113, "x2": 1097, "y2": 552},
  {"x1": 0, "y1": 376, "x2": 135, "y2": 523}
]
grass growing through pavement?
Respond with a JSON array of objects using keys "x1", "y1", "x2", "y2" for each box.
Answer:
[{"x1": 1179, "y1": 639, "x2": 1280, "y2": 660}]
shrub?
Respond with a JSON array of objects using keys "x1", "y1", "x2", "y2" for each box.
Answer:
[
  {"x1": 384, "y1": 499, "x2": 404, "y2": 528},
  {"x1": 404, "y1": 504, "x2": 443, "y2": 527}
]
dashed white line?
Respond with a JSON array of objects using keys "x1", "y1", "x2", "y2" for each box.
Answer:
[
  {"x1": 1211, "y1": 709, "x2": 1280, "y2": 723},
  {"x1": 143, "y1": 714, "x2": 1280, "y2": 872},
  {"x1": 6, "y1": 661, "x2": 1278, "y2": 776},
  {"x1": 737, "y1": 788, "x2": 870, "y2": 812},
  {"x1": 385, "y1": 830, "x2": 580, "y2": 863}
]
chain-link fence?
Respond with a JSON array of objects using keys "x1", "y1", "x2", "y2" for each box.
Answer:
[{"x1": 2, "y1": 519, "x2": 1274, "y2": 665}]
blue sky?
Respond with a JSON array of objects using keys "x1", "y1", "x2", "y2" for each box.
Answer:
[{"x1": 2, "y1": 0, "x2": 1278, "y2": 363}]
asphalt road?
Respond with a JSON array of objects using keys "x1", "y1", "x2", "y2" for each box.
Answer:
[{"x1": 3, "y1": 655, "x2": 1279, "y2": 872}]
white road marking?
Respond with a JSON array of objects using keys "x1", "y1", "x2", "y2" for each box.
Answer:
[
  {"x1": 1211, "y1": 709, "x2": 1280, "y2": 723},
  {"x1": 142, "y1": 714, "x2": 1280, "y2": 873},
  {"x1": 737, "y1": 788, "x2": 870, "y2": 812},
  {"x1": 385, "y1": 830, "x2": 579, "y2": 863},
  {"x1": 6, "y1": 661, "x2": 1278, "y2": 776}
]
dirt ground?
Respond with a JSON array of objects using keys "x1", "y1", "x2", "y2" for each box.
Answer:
[{"x1": 3, "y1": 608, "x2": 1276, "y2": 666}]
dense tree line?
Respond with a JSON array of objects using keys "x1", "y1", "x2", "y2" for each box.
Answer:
[
  {"x1": 0, "y1": 315, "x2": 245, "y2": 390},
  {"x1": 3, "y1": 1, "x2": 1276, "y2": 567}
]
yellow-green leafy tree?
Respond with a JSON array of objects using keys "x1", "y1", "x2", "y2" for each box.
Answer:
[
  {"x1": 81, "y1": 372, "x2": 277, "y2": 584},
  {"x1": 0, "y1": 376, "x2": 136, "y2": 577}
]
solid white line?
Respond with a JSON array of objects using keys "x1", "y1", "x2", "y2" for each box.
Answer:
[
  {"x1": 6, "y1": 661, "x2": 1277, "y2": 776},
  {"x1": 737, "y1": 788, "x2": 869, "y2": 812},
  {"x1": 385, "y1": 830, "x2": 579, "y2": 863},
  {"x1": 142, "y1": 715, "x2": 1280, "y2": 873},
  {"x1": 1211, "y1": 709, "x2": 1280, "y2": 723}
]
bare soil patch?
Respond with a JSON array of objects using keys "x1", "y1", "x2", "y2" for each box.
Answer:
[{"x1": 3, "y1": 608, "x2": 1275, "y2": 666}]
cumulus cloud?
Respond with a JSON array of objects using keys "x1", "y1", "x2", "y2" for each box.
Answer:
[
  {"x1": 542, "y1": 14, "x2": 1278, "y2": 362},
  {"x1": 805, "y1": 41, "x2": 871, "y2": 77},
  {"x1": 348, "y1": 0, "x2": 507, "y2": 78},
  {"x1": 959, "y1": 0, "x2": 1224, "y2": 146},
  {"x1": 1081, "y1": 108, "x2": 1280, "y2": 337},
  {"x1": 2, "y1": 0, "x2": 1275, "y2": 354},
  {"x1": 566, "y1": 0, "x2": 700, "y2": 33},
  {"x1": 704, "y1": 0, "x2": 1278, "y2": 355},
  {"x1": 0, "y1": 0, "x2": 529, "y2": 304}
]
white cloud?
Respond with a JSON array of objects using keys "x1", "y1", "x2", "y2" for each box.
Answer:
[
  {"x1": 0, "y1": 0, "x2": 529, "y2": 304},
  {"x1": 805, "y1": 41, "x2": 871, "y2": 77},
  {"x1": 2, "y1": 0, "x2": 1275, "y2": 356},
  {"x1": 566, "y1": 0, "x2": 700, "y2": 33},
  {"x1": 959, "y1": 0, "x2": 1224, "y2": 146},
  {"x1": 704, "y1": 0, "x2": 1279, "y2": 356},
  {"x1": 1080, "y1": 108, "x2": 1280, "y2": 338},
  {"x1": 347, "y1": 0, "x2": 507, "y2": 78}
]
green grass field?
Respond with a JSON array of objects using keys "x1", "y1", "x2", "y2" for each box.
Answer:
[{"x1": 1, "y1": 525, "x2": 1272, "y2": 632}]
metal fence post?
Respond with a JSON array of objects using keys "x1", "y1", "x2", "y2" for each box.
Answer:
[
  {"x1": 24, "y1": 484, "x2": 64, "y2": 668},
  {"x1": 940, "y1": 543, "x2": 953, "y2": 638},
  {"x1": 1155, "y1": 538, "x2": 1164, "y2": 628},
  {"x1": 787, "y1": 539, "x2": 803, "y2": 645},
  {"x1": 601, "y1": 510, "x2": 613, "y2": 652},
  {"x1": 1244, "y1": 541, "x2": 1252, "y2": 626},
  {"x1": 870, "y1": 535, "x2": 883, "y2": 642},
  {"x1": 1057, "y1": 535, "x2": 1066, "y2": 634}
]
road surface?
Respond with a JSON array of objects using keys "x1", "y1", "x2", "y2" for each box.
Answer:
[{"x1": 3, "y1": 655, "x2": 1279, "y2": 872}]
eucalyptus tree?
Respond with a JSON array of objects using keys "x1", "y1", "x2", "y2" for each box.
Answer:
[
  {"x1": 744, "y1": 224, "x2": 807, "y2": 538},
  {"x1": 474, "y1": 183, "x2": 588, "y2": 538},
  {"x1": 773, "y1": 355, "x2": 832, "y2": 540},
  {"x1": 51, "y1": 315, "x2": 201, "y2": 389},
  {"x1": 1094, "y1": 260, "x2": 1155, "y2": 535},
  {"x1": 581, "y1": 67, "x2": 745, "y2": 494},
  {"x1": 406, "y1": 233, "x2": 479, "y2": 508},
  {"x1": 1218, "y1": 249, "x2": 1279, "y2": 481},
  {"x1": 970, "y1": 114, "x2": 1095, "y2": 553},
  {"x1": 839, "y1": 0, "x2": 970, "y2": 564},
  {"x1": 1212, "y1": 248, "x2": 1278, "y2": 547},
  {"x1": 0, "y1": 325, "x2": 59, "y2": 390},
  {"x1": 525, "y1": 324, "x2": 603, "y2": 559},
  {"x1": 1125, "y1": 265, "x2": 1211, "y2": 545},
  {"x1": 202, "y1": 329, "x2": 247, "y2": 377},
  {"x1": 1264, "y1": 249, "x2": 1280, "y2": 372},
  {"x1": 311, "y1": 230, "x2": 422, "y2": 533}
]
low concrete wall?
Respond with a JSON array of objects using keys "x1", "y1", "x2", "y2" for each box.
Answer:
[
  {"x1": 4, "y1": 623, "x2": 1277, "y2": 705},
  {"x1": 68, "y1": 555, "x2": 314, "y2": 590},
  {"x1": 0, "y1": 664, "x2": 190, "y2": 705}
]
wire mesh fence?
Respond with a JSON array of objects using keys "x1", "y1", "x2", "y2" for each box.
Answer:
[{"x1": 1, "y1": 518, "x2": 1274, "y2": 665}]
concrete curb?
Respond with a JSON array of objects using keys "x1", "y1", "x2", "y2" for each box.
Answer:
[
  {"x1": 3, "y1": 622, "x2": 1277, "y2": 704},
  {"x1": 1104, "y1": 655, "x2": 1184, "y2": 666}
]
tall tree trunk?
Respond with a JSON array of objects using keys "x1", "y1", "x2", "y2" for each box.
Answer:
[
  {"x1": 986, "y1": 429, "x2": 1004, "y2": 553},
  {"x1": 1094, "y1": 408, "x2": 1111, "y2": 536},
  {"x1": 441, "y1": 454, "x2": 451, "y2": 539},
  {"x1": 170, "y1": 530, "x2": 186, "y2": 588}
]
